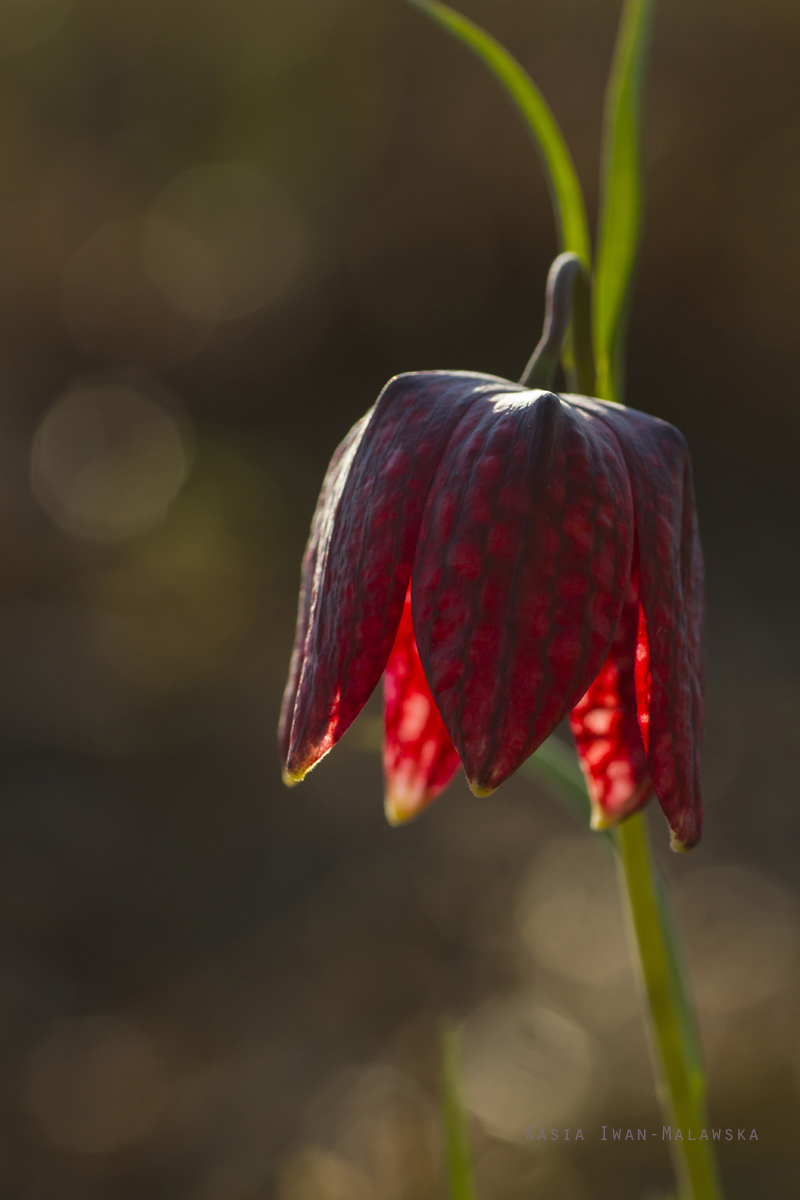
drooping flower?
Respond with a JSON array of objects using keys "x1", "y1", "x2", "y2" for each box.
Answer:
[{"x1": 278, "y1": 366, "x2": 704, "y2": 851}]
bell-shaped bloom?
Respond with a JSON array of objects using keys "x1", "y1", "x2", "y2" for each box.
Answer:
[{"x1": 279, "y1": 371, "x2": 704, "y2": 850}]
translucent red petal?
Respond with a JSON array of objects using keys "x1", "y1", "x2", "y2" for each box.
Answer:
[
  {"x1": 382, "y1": 588, "x2": 462, "y2": 824},
  {"x1": 570, "y1": 565, "x2": 652, "y2": 827},
  {"x1": 565, "y1": 395, "x2": 704, "y2": 849}
]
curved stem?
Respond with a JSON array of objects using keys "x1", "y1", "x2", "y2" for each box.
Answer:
[
  {"x1": 614, "y1": 812, "x2": 723, "y2": 1200},
  {"x1": 563, "y1": 264, "x2": 595, "y2": 395},
  {"x1": 520, "y1": 253, "x2": 586, "y2": 389}
]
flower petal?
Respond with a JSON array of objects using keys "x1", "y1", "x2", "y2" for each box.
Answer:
[
  {"x1": 570, "y1": 564, "x2": 652, "y2": 829},
  {"x1": 412, "y1": 391, "x2": 635, "y2": 795},
  {"x1": 383, "y1": 586, "x2": 462, "y2": 824},
  {"x1": 283, "y1": 371, "x2": 517, "y2": 784},
  {"x1": 278, "y1": 412, "x2": 368, "y2": 778},
  {"x1": 565, "y1": 396, "x2": 704, "y2": 849}
]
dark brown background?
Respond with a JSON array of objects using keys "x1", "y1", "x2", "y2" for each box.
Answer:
[{"x1": 0, "y1": 0, "x2": 798, "y2": 1196}]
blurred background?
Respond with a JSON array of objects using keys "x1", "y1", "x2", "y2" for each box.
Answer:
[{"x1": 0, "y1": 0, "x2": 798, "y2": 1196}]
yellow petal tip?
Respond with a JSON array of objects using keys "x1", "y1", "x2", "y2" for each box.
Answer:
[
  {"x1": 282, "y1": 766, "x2": 306, "y2": 788},
  {"x1": 590, "y1": 809, "x2": 618, "y2": 831},
  {"x1": 384, "y1": 793, "x2": 422, "y2": 827},
  {"x1": 669, "y1": 830, "x2": 690, "y2": 854},
  {"x1": 468, "y1": 780, "x2": 495, "y2": 798}
]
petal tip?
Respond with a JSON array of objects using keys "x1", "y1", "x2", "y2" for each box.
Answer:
[
  {"x1": 384, "y1": 792, "x2": 423, "y2": 827},
  {"x1": 467, "y1": 780, "x2": 495, "y2": 799},
  {"x1": 669, "y1": 830, "x2": 692, "y2": 853},
  {"x1": 282, "y1": 765, "x2": 306, "y2": 788},
  {"x1": 590, "y1": 807, "x2": 618, "y2": 832}
]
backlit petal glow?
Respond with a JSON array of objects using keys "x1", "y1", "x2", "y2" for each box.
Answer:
[
  {"x1": 280, "y1": 372, "x2": 704, "y2": 850},
  {"x1": 570, "y1": 566, "x2": 652, "y2": 830},
  {"x1": 382, "y1": 587, "x2": 461, "y2": 825}
]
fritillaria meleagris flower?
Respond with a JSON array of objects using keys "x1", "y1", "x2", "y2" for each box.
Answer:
[
  {"x1": 278, "y1": 365, "x2": 704, "y2": 850},
  {"x1": 279, "y1": 253, "x2": 704, "y2": 850}
]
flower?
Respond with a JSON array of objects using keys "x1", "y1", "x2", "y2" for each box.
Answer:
[{"x1": 278, "y1": 370, "x2": 704, "y2": 850}]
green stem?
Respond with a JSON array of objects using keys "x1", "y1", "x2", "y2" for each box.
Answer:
[
  {"x1": 520, "y1": 252, "x2": 583, "y2": 388},
  {"x1": 563, "y1": 263, "x2": 595, "y2": 395},
  {"x1": 440, "y1": 1022, "x2": 478, "y2": 1200},
  {"x1": 520, "y1": 252, "x2": 595, "y2": 394},
  {"x1": 614, "y1": 812, "x2": 723, "y2": 1200}
]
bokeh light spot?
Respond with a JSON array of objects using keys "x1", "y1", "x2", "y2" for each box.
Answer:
[
  {"x1": 517, "y1": 836, "x2": 632, "y2": 989},
  {"x1": 676, "y1": 865, "x2": 799, "y2": 1014},
  {"x1": 24, "y1": 1015, "x2": 171, "y2": 1154},
  {"x1": 278, "y1": 1147, "x2": 374, "y2": 1200},
  {"x1": 31, "y1": 382, "x2": 191, "y2": 543},
  {"x1": 464, "y1": 998, "x2": 596, "y2": 1143},
  {"x1": 143, "y1": 163, "x2": 308, "y2": 322}
]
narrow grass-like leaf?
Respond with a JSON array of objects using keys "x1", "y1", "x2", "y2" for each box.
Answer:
[
  {"x1": 593, "y1": 0, "x2": 655, "y2": 403},
  {"x1": 652, "y1": 868, "x2": 706, "y2": 1099},
  {"x1": 440, "y1": 1022, "x2": 477, "y2": 1200},
  {"x1": 406, "y1": 0, "x2": 589, "y2": 263},
  {"x1": 406, "y1": 0, "x2": 595, "y2": 393}
]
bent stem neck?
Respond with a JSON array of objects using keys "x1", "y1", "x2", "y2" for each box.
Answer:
[{"x1": 520, "y1": 252, "x2": 594, "y2": 392}]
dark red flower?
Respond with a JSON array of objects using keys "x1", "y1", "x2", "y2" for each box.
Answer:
[{"x1": 279, "y1": 372, "x2": 704, "y2": 849}]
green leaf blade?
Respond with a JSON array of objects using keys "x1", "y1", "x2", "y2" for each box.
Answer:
[
  {"x1": 440, "y1": 1022, "x2": 478, "y2": 1200},
  {"x1": 406, "y1": 0, "x2": 591, "y2": 269},
  {"x1": 593, "y1": 0, "x2": 656, "y2": 404}
]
